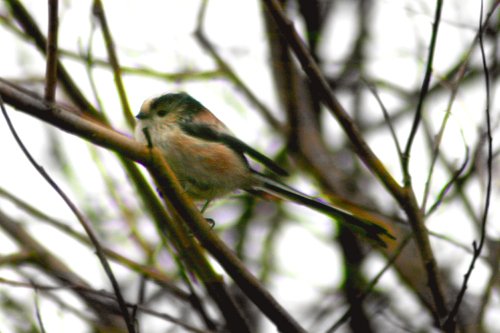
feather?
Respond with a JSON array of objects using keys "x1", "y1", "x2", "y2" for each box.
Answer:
[
  {"x1": 180, "y1": 121, "x2": 289, "y2": 177},
  {"x1": 251, "y1": 172, "x2": 394, "y2": 247}
]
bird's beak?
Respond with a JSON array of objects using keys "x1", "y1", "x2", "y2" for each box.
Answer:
[{"x1": 135, "y1": 111, "x2": 149, "y2": 120}]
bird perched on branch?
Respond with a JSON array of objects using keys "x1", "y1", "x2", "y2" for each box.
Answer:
[{"x1": 135, "y1": 92, "x2": 394, "y2": 247}]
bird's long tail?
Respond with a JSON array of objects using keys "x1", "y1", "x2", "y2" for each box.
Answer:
[{"x1": 250, "y1": 172, "x2": 395, "y2": 247}]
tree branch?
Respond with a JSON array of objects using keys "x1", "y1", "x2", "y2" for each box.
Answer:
[
  {"x1": 92, "y1": 0, "x2": 135, "y2": 127},
  {"x1": 261, "y1": 0, "x2": 450, "y2": 323},
  {"x1": 0, "y1": 79, "x2": 306, "y2": 333},
  {"x1": 44, "y1": 0, "x2": 58, "y2": 102}
]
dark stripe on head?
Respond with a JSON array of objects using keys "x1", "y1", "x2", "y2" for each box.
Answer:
[{"x1": 151, "y1": 92, "x2": 205, "y2": 119}]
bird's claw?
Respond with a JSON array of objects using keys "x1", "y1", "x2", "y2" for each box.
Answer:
[{"x1": 205, "y1": 218, "x2": 215, "y2": 229}]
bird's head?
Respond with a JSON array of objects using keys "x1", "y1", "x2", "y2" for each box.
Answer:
[
  {"x1": 134, "y1": 92, "x2": 198, "y2": 147},
  {"x1": 135, "y1": 92, "x2": 203, "y2": 125}
]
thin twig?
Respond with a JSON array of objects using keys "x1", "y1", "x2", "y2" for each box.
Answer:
[
  {"x1": 428, "y1": 231, "x2": 487, "y2": 258},
  {"x1": 195, "y1": 0, "x2": 282, "y2": 131},
  {"x1": 44, "y1": 0, "x2": 58, "y2": 102},
  {"x1": 444, "y1": 1, "x2": 493, "y2": 329},
  {"x1": 402, "y1": 0, "x2": 443, "y2": 186},
  {"x1": 426, "y1": 146, "x2": 469, "y2": 216},
  {"x1": 0, "y1": 250, "x2": 35, "y2": 265},
  {"x1": 392, "y1": 0, "x2": 450, "y2": 320},
  {"x1": 79, "y1": 28, "x2": 160, "y2": 259},
  {"x1": 420, "y1": 0, "x2": 499, "y2": 213},
  {"x1": 33, "y1": 287, "x2": 47, "y2": 333},
  {"x1": 421, "y1": 92, "x2": 462, "y2": 213},
  {"x1": 262, "y1": 0, "x2": 401, "y2": 198},
  {"x1": 80, "y1": 19, "x2": 105, "y2": 111},
  {"x1": 0, "y1": 185, "x2": 187, "y2": 299},
  {"x1": 92, "y1": 0, "x2": 135, "y2": 128},
  {"x1": 477, "y1": 242, "x2": 500, "y2": 326},
  {"x1": 0, "y1": 277, "x2": 214, "y2": 333},
  {"x1": 0, "y1": 95, "x2": 136, "y2": 333},
  {"x1": 60, "y1": 48, "x2": 224, "y2": 81},
  {"x1": 364, "y1": 80, "x2": 403, "y2": 160},
  {"x1": 326, "y1": 233, "x2": 414, "y2": 332}
]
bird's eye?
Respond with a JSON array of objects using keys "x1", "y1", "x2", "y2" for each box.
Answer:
[{"x1": 157, "y1": 109, "x2": 168, "y2": 117}]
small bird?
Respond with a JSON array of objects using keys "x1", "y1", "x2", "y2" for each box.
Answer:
[{"x1": 135, "y1": 92, "x2": 394, "y2": 246}]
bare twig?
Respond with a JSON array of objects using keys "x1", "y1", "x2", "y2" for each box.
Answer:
[
  {"x1": 425, "y1": 147, "x2": 470, "y2": 216},
  {"x1": 0, "y1": 95, "x2": 136, "y2": 333},
  {"x1": 195, "y1": 0, "x2": 282, "y2": 130},
  {"x1": 44, "y1": 0, "x2": 58, "y2": 102},
  {"x1": 364, "y1": 80, "x2": 403, "y2": 160},
  {"x1": 59, "y1": 48, "x2": 223, "y2": 81},
  {"x1": 33, "y1": 287, "x2": 47, "y2": 333},
  {"x1": 92, "y1": 0, "x2": 135, "y2": 127},
  {"x1": 477, "y1": 241, "x2": 500, "y2": 326},
  {"x1": 402, "y1": 0, "x2": 444, "y2": 187},
  {"x1": 444, "y1": 1, "x2": 494, "y2": 329},
  {"x1": 0, "y1": 207, "x2": 127, "y2": 328},
  {"x1": 0, "y1": 185, "x2": 188, "y2": 299},
  {"x1": 326, "y1": 234, "x2": 414, "y2": 332},
  {"x1": 421, "y1": 0, "x2": 499, "y2": 214},
  {"x1": 428, "y1": 231, "x2": 487, "y2": 258},
  {"x1": 0, "y1": 277, "x2": 215, "y2": 333},
  {"x1": 262, "y1": 0, "x2": 401, "y2": 197}
]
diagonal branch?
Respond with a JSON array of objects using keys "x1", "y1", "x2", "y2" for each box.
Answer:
[
  {"x1": 92, "y1": 0, "x2": 135, "y2": 127},
  {"x1": 261, "y1": 0, "x2": 401, "y2": 198},
  {"x1": 261, "y1": 0, "x2": 449, "y2": 322},
  {"x1": 0, "y1": 80, "x2": 306, "y2": 333},
  {"x1": 194, "y1": 0, "x2": 282, "y2": 130}
]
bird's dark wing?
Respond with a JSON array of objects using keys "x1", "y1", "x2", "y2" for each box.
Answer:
[{"x1": 180, "y1": 121, "x2": 288, "y2": 176}]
